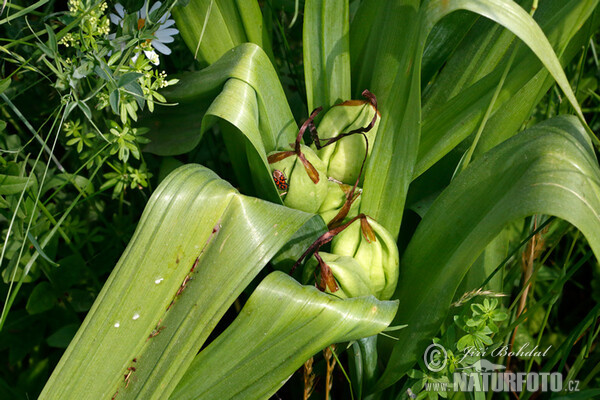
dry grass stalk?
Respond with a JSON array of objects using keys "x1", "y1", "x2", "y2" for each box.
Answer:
[
  {"x1": 323, "y1": 345, "x2": 337, "y2": 400},
  {"x1": 303, "y1": 356, "x2": 315, "y2": 400}
]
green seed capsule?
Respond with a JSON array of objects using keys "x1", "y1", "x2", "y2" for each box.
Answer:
[
  {"x1": 318, "y1": 181, "x2": 361, "y2": 225},
  {"x1": 331, "y1": 217, "x2": 399, "y2": 300},
  {"x1": 305, "y1": 252, "x2": 372, "y2": 299},
  {"x1": 268, "y1": 144, "x2": 329, "y2": 214},
  {"x1": 313, "y1": 100, "x2": 380, "y2": 185}
]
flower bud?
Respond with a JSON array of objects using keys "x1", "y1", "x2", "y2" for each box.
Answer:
[
  {"x1": 318, "y1": 181, "x2": 361, "y2": 225},
  {"x1": 268, "y1": 144, "x2": 328, "y2": 213},
  {"x1": 331, "y1": 217, "x2": 398, "y2": 300},
  {"x1": 304, "y1": 252, "x2": 372, "y2": 299},
  {"x1": 313, "y1": 100, "x2": 380, "y2": 185}
]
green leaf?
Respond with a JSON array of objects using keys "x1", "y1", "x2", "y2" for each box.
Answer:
[
  {"x1": 421, "y1": 10, "x2": 477, "y2": 86},
  {"x1": 353, "y1": 0, "x2": 593, "y2": 240},
  {"x1": 73, "y1": 61, "x2": 93, "y2": 79},
  {"x1": 417, "y1": 0, "x2": 599, "y2": 178},
  {"x1": 421, "y1": 0, "x2": 585, "y2": 121},
  {"x1": 109, "y1": 90, "x2": 120, "y2": 115},
  {"x1": 0, "y1": 0, "x2": 50, "y2": 25},
  {"x1": 27, "y1": 232, "x2": 58, "y2": 266},
  {"x1": 77, "y1": 101, "x2": 92, "y2": 121},
  {"x1": 350, "y1": 0, "x2": 423, "y2": 238},
  {"x1": 40, "y1": 164, "x2": 325, "y2": 399},
  {"x1": 303, "y1": 0, "x2": 351, "y2": 112},
  {"x1": 154, "y1": 44, "x2": 295, "y2": 152},
  {"x1": 118, "y1": 72, "x2": 143, "y2": 88},
  {"x1": 41, "y1": 173, "x2": 94, "y2": 196},
  {"x1": 123, "y1": 80, "x2": 145, "y2": 109},
  {"x1": 170, "y1": 271, "x2": 397, "y2": 400},
  {"x1": 173, "y1": 0, "x2": 273, "y2": 65},
  {"x1": 145, "y1": 44, "x2": 296, "y2": 202},
  {"x1": 47, "y1": 324, "x2": 79, "y2": 348},
  {"x1": 376, "y1": 116, "x2": 600, "y2": 390},
  {"x1": 0, "y1": 174, "x2": 36, "y2": 195},
  {"x1": 0, "y1": 78, "x2": 10, "y2": 94},
  {"x1": 37, "y1": 42, "x2": 54, "y2": 59},
  {"x1": 94, "y1": 64, "x2": 112, "y2": 82},
  {"x1": 26, "y1": 282, "x2": 57, "y2": 314}
]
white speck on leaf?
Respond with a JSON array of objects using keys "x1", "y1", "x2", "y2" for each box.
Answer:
[
  {"x1": 155, "y1": 278, "x2": 164, "y2": 284},
  {"x1": 114, "y1": 322, "x2": 120, "y2": 328},
  {"x1": 133, "y1": 313, "x2": 140, "y2": 320}
]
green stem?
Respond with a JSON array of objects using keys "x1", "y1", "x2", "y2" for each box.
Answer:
[{"x1": 0, "y1": 0, "x2": 49, "y2": 25}]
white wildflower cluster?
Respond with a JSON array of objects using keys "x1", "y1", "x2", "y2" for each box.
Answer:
[
  {"x1": 59, "y1": 33, "x2": 76, "y2": 47},
  {"x1": 109, "y1": 2, "x2": 179, "y2": 66},
  {"x1": 67, "y1": 0, "x2": 80, "y2": 13},
  {"x1": 61, "y1": 1, "x2": 111, "y2": 48},
  {"x1": 158, "y1": 71, "x2": 168, "y2": 88}
]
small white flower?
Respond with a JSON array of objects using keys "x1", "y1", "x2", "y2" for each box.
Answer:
[
  {"x1": 132, "y1": 47, "x2": 160, "y2": 66},
  {"x1": 138, "y1": 2, "x2": 179, "y2": 55},
  {"x1": 109, "y1": 3, "x2": 126, "y2": 27},
  {"x1": 109, "y1": 2, "x2": 179, "y2": 63}
]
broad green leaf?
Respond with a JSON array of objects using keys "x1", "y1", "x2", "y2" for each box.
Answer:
[
  {"x1": 455, "y1": 228, "x2": 508, "y2": 299},
  {"x1": 420, "y1": 10, "x2": 477, "y2": 86},
  {"x1": 203, "y1": 78, "x2": 280, "y2": 202},
  {"x1": 353, "y1": 0, "x2": 593, "y2": 241},
  {"x1": 375, "y1": 116, "x2": 600, "y2": 390},
  {"x1": 145, "y1": 44, "x2": 295, "y2": 154},
  {"x1": 472, "y1": 0, "x2": 600, "y2": 156},
  {"x1": 408, "y1": 0, "x2": 599, "y2": 216},
  {"x1": 142, "y1": 101, "x2": 208, "y2": 156},
  {"x1": 350, "y1": 0, "x2": 422, "y2": 239},
  {"x1": 348, "y1": 335, "x2": 379, "y2": 398},
  {"x1": 40, "y1": 164, "x2": 325, "y2": 399},
  {"x1": 420, "y1": 0, "x2": 586, "y2": 124},
  {"x1": 417, "y1": 0, "x2": 599, "y2": 178},
  {"x1": 173, "y1": 0, "x2": 273, "y2": 65},
  {"x1": 303, "y1": 0, "x2": 351, "y2": 112},
  {"x1": 170, "y1": 271, "x2": 398, "y2": 400},
  {"x1": 144, "y1": 43, "x2": 296, "y2": 202}
]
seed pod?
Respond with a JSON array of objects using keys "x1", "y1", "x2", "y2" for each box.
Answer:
[
  {"x1": 304, "y1": 252, "x2": 372, "y2": 299},
  {"x1": 268, "y1": 145, "x2": 329, "y2": 213},
  {"x1": 318, "y1": 181, "x2": 361, "y2": 226},
  {"x1": 331, "y1": 217, "x2": 399, "y2": 300},
  {"x1": 313, "y1": 100, "x2": 380, "y2": 185}
]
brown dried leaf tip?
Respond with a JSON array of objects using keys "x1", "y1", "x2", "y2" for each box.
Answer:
[
  {"x1": 268, "y1": 107, "x2": 323, "y2": 184},
  {"x1": 298, "y1": 152, "x2": 320, "y2": 184},
  {"x1": 360, "y1": 216, "x2": 376, "y2": 243},
  {"x1": 314, "y1": 252, "x2": 338, "y2": 293},
  {"x1": 290, "y1": 213, "x2": 375, "y2": 275},
  {"x1": 267, "y1": 150, "x2": 295, "y2": 164}
]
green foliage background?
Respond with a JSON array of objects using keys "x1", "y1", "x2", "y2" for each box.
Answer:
[{"x1": 2, "y1": 0, "x2": 600, "y2": 399}]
